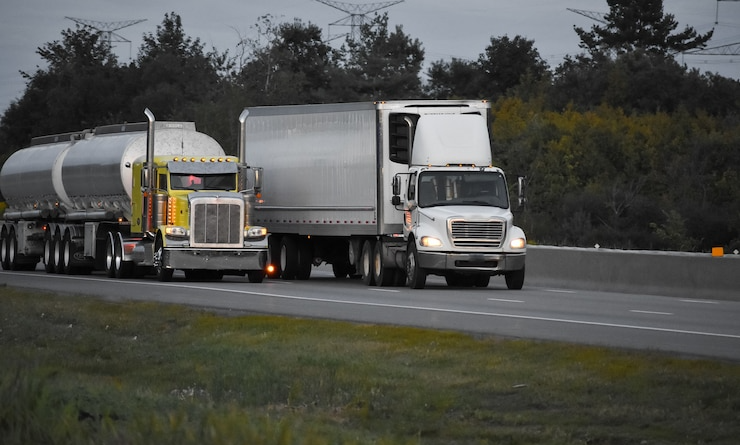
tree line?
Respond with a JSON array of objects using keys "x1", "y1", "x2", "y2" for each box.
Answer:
[{"x1": 1, "y1": 0, "x2": 739, "y2": 252}]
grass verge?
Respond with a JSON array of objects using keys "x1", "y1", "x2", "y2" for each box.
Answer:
[{"x1": 1, "y1": 286, "x2": 739, "y2": 444}]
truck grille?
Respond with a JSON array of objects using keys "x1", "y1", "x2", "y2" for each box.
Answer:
[
  {"x1": 191, "y1": 201, "x2": 243, "y2": 247},
  {"x1": 449, "y1": 220, "x2": 505, "y2": 248}
]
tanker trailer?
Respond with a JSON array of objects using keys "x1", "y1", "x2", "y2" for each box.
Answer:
[{"x1": 0, "y1": 109, "x2": 268, "y2": 282}]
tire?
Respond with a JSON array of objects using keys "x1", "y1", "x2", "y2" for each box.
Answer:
[
  {"x1": 52, "y1": 231, "x2": 63, "y2": 274},
  {"x1": 474, "y1": 274, "x2": 490, "y2": 288},
  {"x1": 505, "y1": 266, "x2": 525, "y2": 290},
  {"x1": 332, "y1": 261, "x2": 351, "y2": 278},
  {"x1": 296, "y1": 238, "x2": 312, "y2": 280},
  {"x1": 247, "y1": 270, "x2": 265, "y2": 283},
  {"x1": 62, "y1": 232, "x2": 76, "y2": 275},
  {"x1": 406, "y1": 241, "x2": 426, "y2": 289},
  {"x1": 7, "y1": 230, "x2": 19, "y2": 271},
  {"x1": 43, "y1": 233, "x2": 55, "y2": 273},
  {"x1": 114, "y1": 233, "x2": 133, "y2": 279},
  {"x1": 267, "y1": 235, "x2": 282, "y2": 279},
  {"x1": 105, "y1": 232, "x2": 116, "y2": 278},
  {"x1": 360, "y1": 239, "x2": 375, "y2": 286},
  {"x1": 279, "y1": 236, "x2": 299, "y2": 280},
  {"x1": 154, "y1": 237, "x2": 173, "y2": 282},
  {"x1": 372, "y1": 240, "x2": 394, "y2": 287},
  {"x1": 0, "y1": 230, "x2": 9, "y2": 270}
]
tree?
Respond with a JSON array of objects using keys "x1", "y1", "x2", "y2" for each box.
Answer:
[
  {"x1": 575, "y1": 0, "x2": 713, "y2": 56},
  {"x1": 342, "y1": 13, "x2": 424, "y2": 100},
  {"x1": 0, "y1": 26, "x2": 124, "y2": 153},
  {"x1": 477, "y1": 35, "x2": 550, "y2": 100},
  {"x1": 236, "y1": 17, "x2": 337, "y2": 105},
  {"x1": 425, "y1": 35, "x2": 549, "y2": 101},
  {"x1": 133, "y1": 12, "x2": 226, "y2": 121}
]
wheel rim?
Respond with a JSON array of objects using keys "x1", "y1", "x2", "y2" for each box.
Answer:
[{"x1": 105, "y1": 233, "x2": 115, "y2": 277}]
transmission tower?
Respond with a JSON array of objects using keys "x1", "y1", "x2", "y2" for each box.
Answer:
[
  {"x1": 66, "y1": 17, "x2": 147, "y2": 59},
  {"x1": 566, "y1": 8, "x2": 607, "y2": 24},
  {"x1": 314, "y1": 0, "x2": 405, "y2": 42}
]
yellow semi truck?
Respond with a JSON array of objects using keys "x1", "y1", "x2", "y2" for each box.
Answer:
[{"x1": 0, "y1": 109, "x2": 268, "y2": 282}]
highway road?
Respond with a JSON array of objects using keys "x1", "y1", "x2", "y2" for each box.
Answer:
[{"x1": 2, "y1": 266, "x2": 739, "y2": 361}]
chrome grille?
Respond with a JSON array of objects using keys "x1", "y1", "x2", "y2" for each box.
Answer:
[
  {"x1": 191, "y1": 200, "x2": 243, "y2": 247},
  {"x1": 449, "y1": 220, "x2": 505, "y2": 248}
]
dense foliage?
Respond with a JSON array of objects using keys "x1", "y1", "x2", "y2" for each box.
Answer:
[{"x1": 1, "y1": 1, "x2": 738, "y2": 251}]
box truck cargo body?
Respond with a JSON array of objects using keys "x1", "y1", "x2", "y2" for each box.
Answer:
[{"x1": 240, "y1": 100, "x2": 526, "y2": 289}]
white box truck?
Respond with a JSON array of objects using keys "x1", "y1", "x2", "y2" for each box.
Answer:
[{"x1": 239, "y1": 100, "x2": 526, "y2": 289}]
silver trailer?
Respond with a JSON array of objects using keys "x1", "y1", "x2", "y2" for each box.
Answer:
[{"x1": 241, "y1": 100, "x2": 526, "y2": 289}]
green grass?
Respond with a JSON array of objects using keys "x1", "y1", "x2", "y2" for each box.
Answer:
[{"x1": 1, "y1": 286, "x2": 739, "y2": 444}]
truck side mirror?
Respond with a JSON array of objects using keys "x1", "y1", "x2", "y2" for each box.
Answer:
[
  {"x1": 253, "y1": 167, "x2": 263, "y2": 193},
  {"x1": 517, "y1": 176, "x2": 527, "y2": 208},
  {"x1": 392, "y1": 175, "x2": 401, "y2": 196}
]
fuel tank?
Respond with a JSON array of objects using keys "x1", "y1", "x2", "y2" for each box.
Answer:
[{"x1": 0, "y1": 122, "x2": 225, "y2": 221}]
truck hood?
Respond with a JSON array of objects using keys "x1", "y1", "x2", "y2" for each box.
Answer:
[{"x1": 419, "y1": 205, "x2": 512, "y2": 221}]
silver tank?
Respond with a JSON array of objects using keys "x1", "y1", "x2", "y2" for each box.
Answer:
[{"x1": 0, "y1": 122, "x2": 225, "y2": 221}]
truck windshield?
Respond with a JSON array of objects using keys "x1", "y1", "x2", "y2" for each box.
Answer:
[
  {"x1": 171, "y1": 173, "x2": 236, "y2": 191},
  {"x1": 418, "y1": 171, "x2": 509, "y2": 209}
]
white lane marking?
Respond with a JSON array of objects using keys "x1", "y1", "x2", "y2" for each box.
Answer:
[
  {"x1": 371, "y1": 288, "x2": 401, "y2": 293},
  {"x1": 487, "y1": 298, "x2": 524, "y2": 303},
  {"x1": 6, "y1": 271, "x2": 740, "y2": 340},
  {"x1": 630, "y1": 310, "x2": 673, "y2": 316},
  {"x1": 680, "y1": 299, "x2": 719, "y2": 305},
  {"x1": 544, "y1": 289, "x2": 577, "y2": 294}
]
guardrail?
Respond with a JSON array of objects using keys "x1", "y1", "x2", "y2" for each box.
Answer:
[{"x1": 525, "y1": 245, "x2": 740, "y2": 301}]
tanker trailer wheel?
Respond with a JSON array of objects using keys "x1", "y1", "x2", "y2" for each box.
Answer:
[
  {"x1": 406, "y1": 241, "x2": 427, "y2": 290},
  {"x1": 62, "y1": 232, "x2": 78, "y2": 275},
  {"x1": 279, "y1": 236, "x2": 299, "y2": 280},
  {"x1": 52, "y1": 231, "x2": 64, "y2": 274},
  {"x1": 504, "y1": 266, "x2": 525, "y2": 290},
  {"x1": 372, "y1": 240, "x2": 394, "y2": 287},
  {"x1": 104, "y1": 232, "x2": 116, "y2": 277},
  {"x1": 6, "y1": 229, "x2": 19, "y2": 271},
  {"x1": 360, "y1": 239, "x2": 376, "y2": 286},
  {"x1": 154, "y1": 236, "x2": 173, "y2": 282},
  {"x1": 43, "y1": 232, "x2": 56, "y2": 273},
  {"x1": 0, "y1": 229, "x2": 9, "y2": 270}
]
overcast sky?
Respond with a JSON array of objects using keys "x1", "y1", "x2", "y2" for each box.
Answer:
[{"x1": 1, "y1": 0, "x2": 738, "y2": 113}]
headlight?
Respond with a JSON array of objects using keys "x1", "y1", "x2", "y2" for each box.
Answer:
[
  {"x1": 509, "y1": 238, "x2": 526, "y2": 249},
  {"x1": 420, "y1": 236, "x2": 443, "y2": 247},
  {"x1": 165, "y1": 226, "x2": 189, "y2": 238},
  {"x1": 245, "y1": 226, "x2": 268, "y2": 239}
]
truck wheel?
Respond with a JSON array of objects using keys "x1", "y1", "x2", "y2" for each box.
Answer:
[
  {"x1": 62, "y1": 232, "x2": 77, "y2": 275},
  {"x1": 114, "y1": 233, "x2": 133, "y2": 279},
  {"x1": 43, "y1": 233, "x2": 55, "y2": 273},
  {"x1": 279, "y1": 236, "x2": 299, "y2": 280},
  {"x1": 267, "y1": 235, "x2": 282, "y2": 279},
  {"x1": 296, "y1": 238, "x2": 312, "y2": 280},
  {"x1": 104, "y1": 232, "x2": 116, "y2": 277},
  {"x1": 360, "y1": 240, "x2": 376, "y2": 286},
  {"x1": 406, "y1": 241, "x2": 426, "y2": 289},
  {"x1": 7, "y1": 230, "x2": 19, "y2": 271},
  {"x1": 505, "y1": 267, "x2": 525, "y2": 290},
  {"x1": 0, "y1": 229, "x2": 9, "y2": 270},
  {"x1": 154, "y1": 237, "x2": 173, "y2": 282},
  {"x1": 474, "y1": 274, "x2": 490, "y2": 288},
  {"x1": 247, "y1": 270, "x2": 265, "y2": 283},
  {"x1": 52, "y1": 231, "x2": 64, "y2": 274},
  {"x1": 372, "y1": 240, "x2": 394, "y2": 287}
]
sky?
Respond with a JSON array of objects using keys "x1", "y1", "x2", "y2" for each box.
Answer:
[{"x1": 0, "y1": 0, "x2": 738, "y2": 113}]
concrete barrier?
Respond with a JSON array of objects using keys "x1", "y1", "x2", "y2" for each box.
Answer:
[{"x1": 525, "y1": 245, "x2": 740, "y2": 300}]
